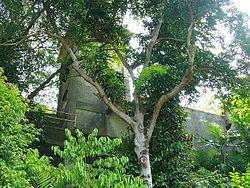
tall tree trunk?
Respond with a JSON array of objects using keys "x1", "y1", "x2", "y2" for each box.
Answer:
[{"x1": 133, "y1": 123, "x2": 152, "y2": 187}]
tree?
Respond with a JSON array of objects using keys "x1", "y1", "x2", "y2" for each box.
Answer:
[
  {"x1": 121, "y1": 101, "x2": 194, "y2": 187},
  {"x1": 1, "y1": 0, "x2": 249, "y2": 187},
  {"x1": 0, "y1": 0, "x2": 59, "y2": 97}
]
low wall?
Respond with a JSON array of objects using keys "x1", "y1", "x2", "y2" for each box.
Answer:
[{"x1": 43, "y1": 107, "x2": 226, "y2": 146}]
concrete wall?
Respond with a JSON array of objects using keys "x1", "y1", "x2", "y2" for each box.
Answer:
[
  {"x1": 184, "y1": 108, "x2": 225, "y2": 136},
  {"x1": 184, "y1": 108, "x2": 226, "y2": 148},
  {"x1": 57, "y1": 65, "x2": 129, "y2": 137},
  {"x1": 56, "y1": 65, "x2": 226, "y2": 140}
]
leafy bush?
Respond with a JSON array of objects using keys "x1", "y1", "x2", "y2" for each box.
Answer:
[
  {"x1": 230, "y1": 164, "x2": 250, "y2": 188},
  {"x1": 187, "y1": 168, "x2": 228, "y2": 187},
  {"x1": 24, "y1": 149, "x2": 57, "y2": 188},
  {"x1": 193, "y1": 122, "x2": 248, "y2": 174},
  {"x1": 228, "y1": 83, "x2": 250, "y2": 162},
  {"x1": 0, "y1": 67, "x2": 54, "y2": 187},
  {"x1": 52, "y1": 128, "x2": 146, "y2": 187}
]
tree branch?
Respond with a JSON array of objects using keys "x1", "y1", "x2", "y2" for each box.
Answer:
[
  {"x1": 44, "y1": 2, "x2": 60, "y2": 34},
  {"x1": 0, "y1": 36, "x2": 30, "y2": 46},
  {"x1": 72, "y1": 64, "x2": 135, "y2": 127},
  {"x1": 0, "y1": 8, "x2": 43, "y2": 46},
  {"x1": 0, "y1": 34, "x2": 38, "y2": 46},
  {"x1": 27, "y1": 63, "x2": 69, "y2": 100},
  {"x1": 95, "y1": 37, "x2": 143, "y2": 122},
  {"x1": 93, "y1": 4, "x2": 119, "y2": 31},
  {"x1": 147, "y1": 6, "x2": 196, "y2": 140},
  {"x1": 94, "y1": 37, "x2": 136, "y2": 82},
  {"x1": 23, "y1": 8, "x2": 44, "y2": 36},
  {"x1": 49, "y1": 33, "x2": 136, "y2": 127},
  {"x1": 143, "y1": 18, "x2": 163, "y2": 69}
]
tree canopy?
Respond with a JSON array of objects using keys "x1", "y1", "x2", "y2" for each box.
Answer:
[{"x1": 0, "y1": 0, "x2": 249, "y2": 187}]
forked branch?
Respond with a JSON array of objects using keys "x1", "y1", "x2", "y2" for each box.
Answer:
[{"x1": 147, "y1": 11, "x2": 196, "y2": 140}]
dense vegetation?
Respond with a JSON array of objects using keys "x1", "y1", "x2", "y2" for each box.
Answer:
[
  {"x1": 0, "y1": 69, "x2": 145, "y2": 187},
  {"x1": 0, "y1": 0, "x2": 249, "y2": 187}
]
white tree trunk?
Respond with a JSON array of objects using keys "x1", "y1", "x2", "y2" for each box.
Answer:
[{"x1": 134, "y1": 123, "x2": 153, "y2": 187}]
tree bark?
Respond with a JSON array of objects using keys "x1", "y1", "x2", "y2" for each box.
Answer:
[
  {"x1": 134, "y1": 128, "x2": 152, "y2": 187},
  {"x1": 133, "y1": 112, "x2": 152, "y2": 187},
  {"x1": 27, "y1": 64, "x2": 68, "y2": 99}
]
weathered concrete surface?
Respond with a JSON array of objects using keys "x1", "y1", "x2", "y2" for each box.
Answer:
[
  {"x1": 184, "y1": 108, "x2": 225, "y2": 136},
  {"x1": 51, "y1": 65, "x2": 226, "y2": 145},
  {"x1": 43, "y1": 107, "x2": 226, "y2": 146},
  {"x1": 184, "y1": 108, "x2": 226, "y2": 148},
  {"x1": 56, "y1": 65, "x2": 130, "y2": 137},
  {"x1": 43, "y1": 125, "x2": 67, "y2": 146}
]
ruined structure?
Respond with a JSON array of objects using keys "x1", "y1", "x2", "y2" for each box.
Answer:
[{"x1": 43, "y1": 63, "x2": 227, "y2": 146}]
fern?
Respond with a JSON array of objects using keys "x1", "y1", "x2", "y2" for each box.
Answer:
[
  {"x1": 29, "y1": 170, "x2": 54, "y2": 188},
  {"x1": 24, "y1": 149, "x2": 57, "y2": 188}
]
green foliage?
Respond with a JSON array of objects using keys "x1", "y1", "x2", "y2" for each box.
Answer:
[
  {"x1": 230, "y1": 164, "x2": 250, "y2": 188},
  {"x1": 0, "y1": 67, "x2": 36, "y2": 186},
  {"x1": 0, "y1": 1, "x2": 59, "y2": 93},
  {"x1": 187, "y1": 167, "x2": 228, "y2": 187},
  {"x1": 52, "y1": 128, "x2": 146, "y2": 188},
  {"x1": 0, "y1": 67, "x2": 55, "y2": 187},
  {"x1": 135, "y1": 65, "x2": 177, "y2": 103},
  {"x1": 193, "y1": 122, "x2": 248, "y2": 176},
  {"x1": 149, "y1": 104, "x2": 194, "y2": 187},
  {"x1": 80, "y1": 44, "x2": 127, "y2": 104},
  {"x1": 1, "y1": 0, "x2": 250, "y2": 187},
  {"x1": 0, "y1": 67, "x2": 143, "y2": 187},
  {"x1": 0, "y1": 74, "x2": 144, "y2": 187},
  {"x1": 26, "y1": 102, "x2": 50, "y2": 128},
  {"x1": 193, "y1": 76, "x2": 250, "y2": 186},
  {"x1": 228, "y1": 78, "x2": 250, "y2": 163},
  {"x1": 24, "y1": 149, "x2": 57, "y2": 188},
  {"x1": 131, "y1": 0, "x2": 242, "y2": 97},
  {"x1": 209, "y1": 76, "x2": 250, "y2": 173},
  {"x1": 229, "y1": 78, "x2": 250, "y2": 129}
]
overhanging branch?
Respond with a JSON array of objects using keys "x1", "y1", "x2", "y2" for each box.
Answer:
[
  {"x1": 27, "y1": 63, "x2": 70, "y2": 100},
  {"x1": 0, "y1": 7, "x2": 44, "y2": 46},
  {"x1": 0, "y1": 36, "x2": 30, "y2": 46},
  {"x1": 48, "y1": 33, "x2": 136, "y2": 127},
  {"x1": 0, "y1": 34, "x2": 39, "y2": 46}
]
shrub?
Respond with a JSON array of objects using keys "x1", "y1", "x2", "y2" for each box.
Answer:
[{"x1": 52, "y1": 128, "x2": 146, "y2": 187}]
